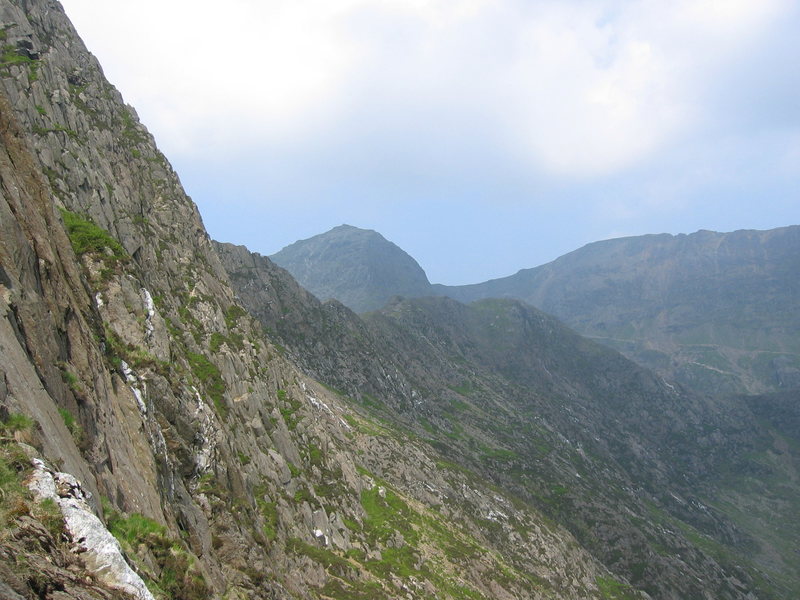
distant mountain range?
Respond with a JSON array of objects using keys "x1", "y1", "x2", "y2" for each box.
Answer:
[{"x1": 271, "y1": 224, "x2": 800, "y2": 395}]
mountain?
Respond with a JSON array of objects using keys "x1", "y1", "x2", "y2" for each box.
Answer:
[
  {"x1": 270, "y1": 224, "x2": 431, "y2": 313},
  {"x1": 218, "y1": 241, "x2": 800, "y2": 599},
  {"x1": 434, "y1": 228, "x2": 800, "y2": 394},
  {"x1": 1, "y1": 2, "x2": 797, "y2": 599},
  {"x1": 0, "y1": 2, "x2": 656, "y2": 599},
  {"x1": 270, "y1": 224, "x2": 800, "y2": 395}
]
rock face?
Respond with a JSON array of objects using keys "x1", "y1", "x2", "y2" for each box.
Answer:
[
  {"x1": 27, "y1": 459, "x2": 156, "y2": 600},
  {"x1": 433, "y1": 228, "x2": 800, "y2": 394},
  {"x1": 270, "y1": 225, "x2": 432, "y2": 313}
]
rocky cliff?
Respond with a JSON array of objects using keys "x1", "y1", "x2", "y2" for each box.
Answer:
[{"x1": 0, "y1": 1, "x2": 650, "y2": 599}]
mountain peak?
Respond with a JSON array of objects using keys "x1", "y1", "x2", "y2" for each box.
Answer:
[{"x1": 271, "y1": 225, "x2": 432, "y2": 312}]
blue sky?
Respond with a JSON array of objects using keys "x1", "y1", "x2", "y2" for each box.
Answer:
[{"x1": 60, "y1": 0, "x2": 799, "y2": 284}]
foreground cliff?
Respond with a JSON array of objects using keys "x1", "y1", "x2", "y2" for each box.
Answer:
[{"x1": 0, "y1": 1, "x2": 652, "y2": 599}]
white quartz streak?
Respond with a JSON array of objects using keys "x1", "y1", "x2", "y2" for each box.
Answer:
[{"x1": 27, "y1": 459, "x2": 156, "y2": 600}]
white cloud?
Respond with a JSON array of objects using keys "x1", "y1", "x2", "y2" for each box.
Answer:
[{"x1": 60, "y1": 0, "x2": 793, "y2": 175}]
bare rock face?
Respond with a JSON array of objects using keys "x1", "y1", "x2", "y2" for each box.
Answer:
[{"x1": 27, "y1": 459, "x2": 156, "y2": 600}]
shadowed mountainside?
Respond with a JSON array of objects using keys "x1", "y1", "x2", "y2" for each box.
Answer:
[{"x1": 434, "y1": 228, "x2": 800, "y2": 395}]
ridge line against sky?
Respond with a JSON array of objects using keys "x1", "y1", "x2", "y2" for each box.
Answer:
[{"x1": 59, "y1": 0, "x2": 800, "y2": 285}]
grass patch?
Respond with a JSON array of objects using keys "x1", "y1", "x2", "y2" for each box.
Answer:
[
  {"x1": 320, "y1": 577, "x2": 385, "y2": 600},
  {"x1": 209, "y1": 331, "x2": 243, "y2": 353},
  {"x1": 307, "y1": 444, "x2": 324, "y2": 467},
  {"x1": 57, "y1": 407, "x2": 84, "y2": 447},
  {"x1": 277, "y1": 389, "x2": 302, "y2": 430},
  {"x1": 61, "y1": 208, "x2": 128, "y2": 266},
  {"x1": 360, "y1": 485, "x2": 420, "y2": 547},
  {"x1": 0, "y1": 417, "x2": 34, "y2": 528},
  {"x1": 224, "y1": 305, "x2": 248, "y2": 330},
  {"x1": 0, "y1": 412, "x2": 34, "y2": 434},
  {"x1": 365, "y1": 545, "x2": 418, "y2": 578},
  {"x1": 596, "y1": 576, "x2": 639, "y2": 600},
  {"x1": 209, "y1": 332, "x2": 226, "y2": 354},
  {"x1": 287, "y1": 537, "x2": 351, "y2": 573},
  {"x1": 254, "y1": 484, "x2": 278, "y2": 541},
  {"x1": 0, "y1": 44, "x2": 34, "y2": 66},
  {"x1": 479, "y1": 444, "x2": 518, "y2": 462},
  {"x1": 186, "y1": 352, "x2": 227, "y2": 418},
  {"x1": 103, "y1": 325, "x2": 167, "y2": 376},
  {"x1": 104, "y1": 504, "x2": 209, "y2": 600},
  {"x1": 59, "y1": 363, "x2": 83, "y2": 395}
]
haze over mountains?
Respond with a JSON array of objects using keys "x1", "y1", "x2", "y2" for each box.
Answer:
[
  {"x1": 1, "y1": 2, "x2": 799, "y2": 600},
  {"x1": 271, "y1": 224, "x2": 800, "y2": 395}
]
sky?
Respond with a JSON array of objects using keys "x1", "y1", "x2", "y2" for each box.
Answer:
[{"x1": 59, "y1": 0, "x2": 800, "y2": 285}]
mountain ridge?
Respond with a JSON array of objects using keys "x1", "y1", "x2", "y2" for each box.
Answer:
[{"x1": 270, "y1": 224, "x2": 800, "y2": 394}]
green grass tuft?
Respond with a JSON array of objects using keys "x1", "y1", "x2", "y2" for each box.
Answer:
[
  {"x1": 57, "y1": 407, "x2": 84, "y2": 446},
  {"x1": 187, "y1": 352, "x2": 228, "y2": 418},
  {"x1": 104, "y1": 504, "x2": 210, "y2": 600},
  {"x1": 60, "y1": 209, "x2": 126, "y2": 258}
]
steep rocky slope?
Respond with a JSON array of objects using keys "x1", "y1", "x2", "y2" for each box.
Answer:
[
  {"x1": 218, "y1": 242, "x2": 800, "y2": 599},
  {"x1": 270, "y1": 225, "x2": 432, "y2": 313},
  {"x1": 433, "y1": 228, "x2": 800, "y2": 395},
  {"x1": 0, "y1": 1, "x2": 648, "y2": 599}
]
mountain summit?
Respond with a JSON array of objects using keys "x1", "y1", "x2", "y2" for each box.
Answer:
[{"x1": 270, "y1": 225, "x2": 431, "y2": 312}]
